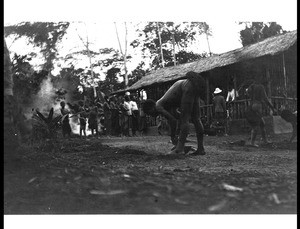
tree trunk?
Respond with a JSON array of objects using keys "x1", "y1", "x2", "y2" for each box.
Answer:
[
  {"x1": 76, "y1": 25, "x2": 97, "y2": 98},
  {"x1": 206, "y1": 33, "x2": 212, "y2": 56},
  {"x1": 156, "y1": 22, "x2": 165, "y2": 67},
  {"x1": 172, "y1": 25, "x2": 176, "y2": 66},
  {"x1": 4, "y1": 38, "x2": 19, "y2": 152},
  {"x1": 114, "y1": 22, "x2": 128, "y2": 88}
]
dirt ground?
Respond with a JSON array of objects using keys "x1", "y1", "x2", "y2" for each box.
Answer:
[{"x1": 4, "y1": 132, "x2": 297, "y2": 214}]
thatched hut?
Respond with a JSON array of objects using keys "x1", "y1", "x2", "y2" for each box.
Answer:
[{"x1": 113, "y1": 30, "x2": 297, "y2": 132}]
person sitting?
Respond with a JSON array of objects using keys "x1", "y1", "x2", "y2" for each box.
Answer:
[{"x1": 142, "y1": 71, "x2": 206, "y2": 156}]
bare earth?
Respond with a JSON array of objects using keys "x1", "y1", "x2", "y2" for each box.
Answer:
[{"x1": 4, "y1": 133, "x2": 297, "y2": 214}]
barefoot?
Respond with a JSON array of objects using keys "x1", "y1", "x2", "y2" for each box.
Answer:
[
  {"x1": 187, "y1": 149, "x2": 206, "y2": 156},
  {"x1": 166, "y1": 149, "x2": 184, "y2": 155}
]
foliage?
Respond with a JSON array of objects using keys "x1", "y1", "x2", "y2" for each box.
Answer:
[
  {"x1": 127, "y1": 62, "x2": 149, "y2": 87},
  {"x1": 32, "y1": 108, "x2": 62, "y2": 140},
  {"x1": 53, "y1": 66, "x2": 85, "y2": 101},
  {"x1": 12, "y1": 54, "x2": 49, "y2": 106},
  {"x1": 131, "y1": 22, "x2": 211, "y2": 69},
  {"x1": 5, "y1": 22, "x2": 70, "y2": 71},
  {"x1": 98, "y1": 67, "x2": 123, "y2": 94},
  {"x1": 239, "y1": 22, "x2": 286, "y2": 46}
]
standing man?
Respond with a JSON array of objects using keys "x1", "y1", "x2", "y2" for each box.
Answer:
[
  {"x1": 60, "y1": 101, "x2": 72, "y2": 138},
  {"x1": 212, "y1": 87, "x2": 227, "y2": 136},
  {"x1": 123, "y1": 95, "x2": 132, "y2": 136},
  {"x1": 245, "y1": 81, "x2": 275, "y2": 147},
  {"x1": 142, "y1": 71, "x2": 206, "y2": 155},
  {"x1": 130, "y1": 95, "x2": 139, "y2": 136},
  {"x1": 103, "y1": 96, "x2": 112, "y2": 136}
]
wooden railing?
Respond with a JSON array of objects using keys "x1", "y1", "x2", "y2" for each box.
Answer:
[
  {"x1": 271, "y1": 96, "x2": 297, "y2": 112},
  {"x1": 145, "y1": 96, "x2": 297, "y2": 127}
]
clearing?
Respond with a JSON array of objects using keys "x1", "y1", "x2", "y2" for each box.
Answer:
[{"x1": 4, "y1": 133, "x2": 297, "y2": 214}]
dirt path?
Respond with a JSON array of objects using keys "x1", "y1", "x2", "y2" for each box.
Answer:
[{"x1": 4, "y1": 134, "x2": 297, "y2": 214}]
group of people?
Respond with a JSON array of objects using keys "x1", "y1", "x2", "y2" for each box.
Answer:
[
  {"x1": 58, "y1": 70, "x2": 292, "y2": 156},
  {"x1": 102, "y1": 93, "x2": 145, "y2": 137},
  {"x1": 142, "y1": 71, "x2": 279, "y2": 156},
  {"x1": 59, "y1": 93, "x2": 147, "y2": 139}
]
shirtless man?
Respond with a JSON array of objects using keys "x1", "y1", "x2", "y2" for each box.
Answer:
[
  {"x1": 245, "y1": 81, "x2": 275, "y2": 147},
  {"x1": 143, "y1": 71, "x2": 206, "y2": 155}
]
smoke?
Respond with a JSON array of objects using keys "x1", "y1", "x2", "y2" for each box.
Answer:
[{"x1": 22, "y1": 75, "x2": 100, "y2": 137}]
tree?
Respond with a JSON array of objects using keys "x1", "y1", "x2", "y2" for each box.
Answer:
[
  {"x1": 239, "y1": 22, "x2": 286, "y2": 46},
  {"x1": 156, "y1": 22, "x2": 165, "y2": 67},
  {"x1": 131, "y1": 22, "x2": 211, "y2": 69},
  {"x1": 127, "y1": 62, "x2": 150, "y2": 87},
  {"x1": 75, "y1": 23, "x2": 100, "y2": 98},
  {"x1": 98, "y1": 67, "x2": 122, "y2": 94},
  {"x1": 5, "y1": 22, "x2": 70, "y2": 72},
  {"x1": 53, "y1": 65, "x2": 84, "y2": 102},
  {"x1": 11, "y1": 53, "x2": 49, "y2": 107},
  {"x1": 4, "y1": 38, "x2": 19, "y2": 149},
  {"x1": 114, "y1": 22, "x2": 129, "y2": 88}
]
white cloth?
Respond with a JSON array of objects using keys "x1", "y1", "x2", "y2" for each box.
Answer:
[
  {"x1": 130, "y1": 101, "x2": 138, "y2": 111},
  {"x1": 226, "y1": 89, "x2": 238, "y2": 102},
  {"x1": 123, "y1": 101, "x2": 132, "y2": 115}
]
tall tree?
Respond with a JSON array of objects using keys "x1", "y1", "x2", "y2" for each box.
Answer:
[
  {"x1": 4, "y1": 38, "x2": 19, "y2": 150},
  {"x1": 75, "y1": 23, "x2": 98, "y2": 98},
  {"x1": 114, "y1": 22, "x2": 129, "y2": 88},
  {"x1": 239, "y1": 22, "x2": 286, "y2": 46},
  {"x1": 131, "y1": 22, "x2": 210, "y2": 69},
  {"x1": 4, "y1": 22, "x2": 70, "y2": 72},
  {"x1": 203, "y1": 23, "x2": 212, "y2": 56},
  {"x1": 156, "y1": 22, "x2": 165, "y2": 67}
]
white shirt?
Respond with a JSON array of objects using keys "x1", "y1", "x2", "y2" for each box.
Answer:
[
  {"x1": 226, "y1": 89, "x2": 238, "y2": 102},
  {"x1": 130, "y1": 101, "x2": 138, "y2": 111},
  {"x1": 123, "y1": 101, "x2": 132, "y2": 115}
]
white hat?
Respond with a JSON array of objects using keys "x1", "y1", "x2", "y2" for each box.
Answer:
[
  {"x1": 214, "y1": 88, "x2": 222, "y2": 94},
  {"x1": 125, "y1": 91, "x2": 130, "y2": 96}
]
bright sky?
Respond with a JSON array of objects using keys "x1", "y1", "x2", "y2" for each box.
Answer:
[{"x1": 4, "y1": 0, "x2": 297, "y2": 77}]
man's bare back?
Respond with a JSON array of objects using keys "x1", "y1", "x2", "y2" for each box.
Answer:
[{"x1": 143, "y1": 71, "x2": 206, "y2": 155}]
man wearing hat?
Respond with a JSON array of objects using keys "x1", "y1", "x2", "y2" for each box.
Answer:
[{"x1": 212, "y1": 87, "x2": 227, "y2": 135}]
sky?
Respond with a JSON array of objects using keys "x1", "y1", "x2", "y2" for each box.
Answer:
[
  {"x1": 4, "y1": 0, "x2": 297, "y2": 81},
  {"x1": 4, "y1": 0, "x2": 297, "y2": 56}
]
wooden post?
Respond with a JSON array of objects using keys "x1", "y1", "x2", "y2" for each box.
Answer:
[
  {"x1": 266, "y1": 68, "x2": 271, "y2": 97},
  {"x1": 233, "y1": 74, "x2": 237, "y2": 119},
  {"x1": 282, "y1": 52, "x2": 288, "y2": 105},
  {"x1": 205, "y1": 76, "x2": 210, "y2": 122}
]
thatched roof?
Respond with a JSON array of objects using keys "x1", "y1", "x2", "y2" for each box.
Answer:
[{"x1": 115, "y1": 30, "x2": 297, "y2": 93}]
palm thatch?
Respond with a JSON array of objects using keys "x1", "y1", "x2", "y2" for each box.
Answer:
[{"x1": 116, "y1": 30, "x2": 297, "y2": 93}]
